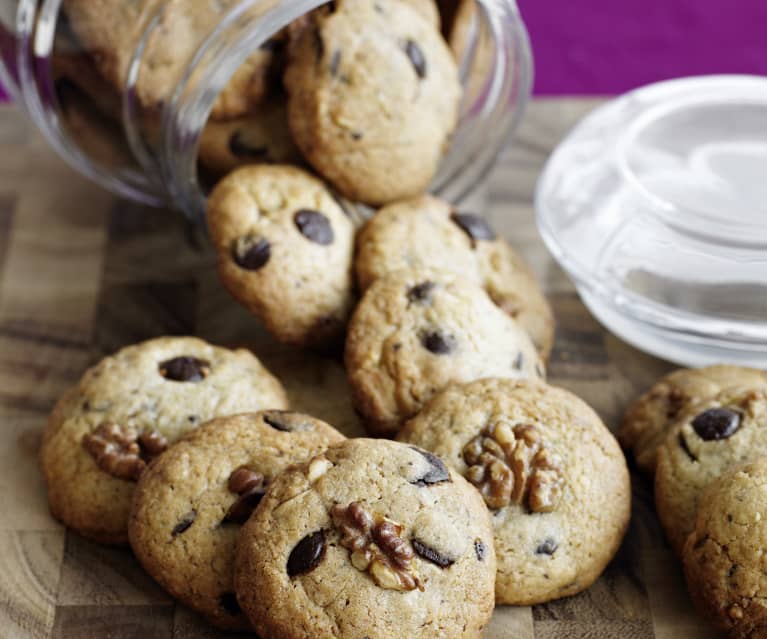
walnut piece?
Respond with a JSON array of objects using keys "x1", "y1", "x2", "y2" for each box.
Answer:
[
  {"x1": 82, "y1": 422, "x2": 168, "y2": 482},
  {"x1": 331, "y1": 502, "x2": 422, "y2": 591},
  {"x1": 463, "y1": 422, "x2": 564, "y2": 512}
]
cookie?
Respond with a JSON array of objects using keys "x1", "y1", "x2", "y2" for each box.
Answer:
[
  {"x1": 207, "y1": 164, "x2": 356, "y2": 348},
  {"x1": 683, "y1": 458, "x2": 767, "y2": 639},
  {"x1": 284, "y1": 0, "x2": 461, "y2": 205},
  {"x1": 129, "y1": 411, "x2": 345, "y2": 631},
  {"x1": 39, "y1": 337, "x2": 288, "y2": 545},
  {"x1": 198, "y1": 97, "x2": 302, "y2": 177},
  {"x1": 655, "y1": 387, "x2": 767, "y2": 556},
  {"x1": 402, "y1": 0, "x2": 441, "y2": 27},
  {"x1": 620, "y1": 365, "x2": 767, "y2": 476},
  {"x1": 398, "y1": 378, "x2": 631, "y2": 604},
  {"x1": 63, "y1": 0, "x2": 281, "y2": 120},
  {"x1": 345, "y1": 267, "x2": 545, "y2": 436},
  {"x1": 355, "y1": 195, "x2": 555, "y2": 358},
  {"x1": 234, "y1": 438, "x2": 496, "y2": 639}
]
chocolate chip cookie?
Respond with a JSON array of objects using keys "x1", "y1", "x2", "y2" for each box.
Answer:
[
  {"x1": 234, "y1": 438, "x2": 495, "y2": 639},
  {"x1": 207, "y1": 164, "x2": 356, "y2": 348},
  {"x1": 129, "y1": 411, "x2": 344, "y2": 631},
  {"x1": 345, "y1": 267, "x2": 545, "y2": 436},
  {"x1": 198, "y1": 97, "x2": 302, "y2": 177},
  {"x1": 284, "y1": 0, "x2": 461, "y2": 205},
  {"x1": 354, "y1": 195, "x2": 555, "y2": 358},
  {"x1": 655, "y1": 387, "x2": 767, "y2": 556},
  {"x1": 398, "y1": 378, "x2": 631, "y2": 604},
  {"x1": 683, "y1": 458, "x2": 767, "y2": 639},
  {"x1": 620, "y1": 365, "x2": 767, "y2": 476},
  {"x1": 39, "y1": 337, "x2": 288, "y2": 545}
]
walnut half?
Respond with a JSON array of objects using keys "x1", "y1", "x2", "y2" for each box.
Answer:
[
  {"x1": 82, "y1": 421, "x2": 168, "y2": 482},
  {"x1": 331, "y1": 502, "x2": 422, "y2": 592},
  {"x1": 463, "y1": 422, "x2": 564, "y2": 512}
]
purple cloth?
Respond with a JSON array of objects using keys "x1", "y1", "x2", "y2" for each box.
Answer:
[{"x1": 518, "y1": 0, "x2": 767, "y2": 95}]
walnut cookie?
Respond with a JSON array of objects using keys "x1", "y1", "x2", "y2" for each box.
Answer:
[
  {"x1": 284, "y1": 0, "x2": 461, "y2": 205},
  {"x1": 129, "y1": 411, "x2": 345, "y2": 631},
  {"x1": 39, "y1": 337, "x2": 288, "y2": 545},
  {"x1": 207, "y1": 164, "x2": 356, "y2": 349},
  {"x1": 620, "y1": 365, "x2": 767, "y2": 476},
  {"x1": 345, "y1": 267, "x2": 544, "y2": 437},
  {"x1": 398, "y1": 378, "x2": 631, "y2": 604},
  {"x1": 655, "y1": 386, "x2": 767, "y2": 556},
  {"x1": 234, "y1": 438, "x2": 495, "y2": 639},
  {"x1": 683, "y1": 458, "x2": 767, "y2": 639},
  {"x1": 354, "y1": 195, "x2": 555, "y2": 358}
]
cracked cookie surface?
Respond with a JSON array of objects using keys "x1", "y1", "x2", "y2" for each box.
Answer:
[
  {"x1": 39, "y1": 336, "x2": 288, "y2": 545},
  {"x1": 129, "y1": 411, "x2": 344, "y2": 631},
  {"x1": 620, "y1": 365, "x2": 767, "y2": 476},
  {"x1": 655, "y1": 387, "x2": 767, "y2": 556},
  {"x1": 207, "y1": 164, "x2": 356, "y2": 348},
  {"x1": 354, "y1": 195, "x2": 554, "y2": 358},
  {"x1": 398, "y1": 378, "x2": 631, "y2": 604},
  {"x1": 345, "y1": 267, "x2": 544, "y2": 437},
  {"x1": 234, "y1": 438, "x2": 495, "y2": 639},
  {"x1": 683, "y1": 458, "x2": 767, "y2": 639},
  {"x1": 284, "y1": 0, "x2": 461, "y2": 205}
]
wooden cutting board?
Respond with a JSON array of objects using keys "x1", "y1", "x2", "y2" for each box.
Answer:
[{"x1": 0, "y1": 101, "x2": 724, "y2": 638}]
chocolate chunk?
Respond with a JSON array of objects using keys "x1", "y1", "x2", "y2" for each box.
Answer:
[
  {"x1": 287, "y1": 530, "x2": 327, "y2": 577},
  {"x1": 313, "y1": 29, "x2": 325, "y2": 62},
  {"x1": 412, "y1": 539, "x2": 455, "y2": 568},
  {"x1": 692, "y1": 407, "x2": 742, "y2": 441},
  {"x1": 536, "y1": 538, "x2": 558, "y2": 556},
  {"x1": 158, "y1": 357, "x2": 210, "y2": 383},
  {"x1": 223, "y1": 487, "x2": 265, "y2": 524},
  {"x1": 172, "y1": 511, "x2": 196, "y2": 536},
  {"x1": 330, "y1": 50, "x2": 341, "y2": 76},
  {"x1": 678, "y1": 432, "x2": 698, "y2": 462},
  {"x1": 474, "y1": 539, "x2": 487, "y2": 561},
  {"x1": 219, "y1": 592, "x2": 241, "y2": 616},
  {"x1": 294, "y1": 209, "x2": 334, "y2": 245},
  {"x1": 420, "y1": 331, "x2": 457, "y2": 355},
  {"x1": 407, "y1": 281, "x2": 435, "y2": 304},
  {"x1": 410, "y1": 447, "x2": 451, "y2": 486},
  {"x1": 233, "y1": 236, "x2": 271, "y2": 271},
  {"x1": 451, "y1": 212, "x2": 497, "y2": 242},
  {"x1": 228, "y1": 132, "x2": 269, "y2": 159},
  {"x1": 404, "y1": 40, "x2": 427, "y2": 78},
  {"x1": 262, "y1": 410, "x2": 295, "y2": 432}
]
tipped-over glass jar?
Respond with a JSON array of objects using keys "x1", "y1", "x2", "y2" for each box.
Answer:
[{"x1": 0, "y1": 0, "x2": 532, "y2": 223}]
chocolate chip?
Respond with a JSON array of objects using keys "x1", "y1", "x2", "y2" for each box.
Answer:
[
  {"x1": 451, "y1": 212, "x2": 497, "y2": 243},
  {"x1": 412, "y1": 539, "x2": 455, "y2": 568},
  {"x1": 287, "y1": 530, "x2": 326, "y2": 577},
  {"x1": 513, "y1": 352, "x2": 525, "y2": 370},
  {"x1": 294, "y1": 209, "x2": 334, "y2": 245},
  {"x1": 262, "y1": 410, "x2": 295, "y2": 432},
  {"x1": 219, "y1": 592, "x2": 241, "y2": 616},
  {"x1": 407, "y1": 281, "x2": 435, "y2": 304},
  {"x1": 420, "y1": 331, "x2": 456, "y2": 355},
  {"x1": 474, "y1": 539, "x2": 487, "y2": 561},
  {"x1": 228, "y1": 132, "x2": 269, "y2": 160},
  {"x1": 410, "y1": 447, "x2": 451, "y2": 486},
  {"x1": 172, "y1": 511, "x2": 196, "y2": 536},
  {"x1": 692, "y1": 407, "x2": 742, "y2": 441},
  {"x1": 536, "y1": 538, "x2": 558, "y2": 556},
  {"x1": 404, "y1": 40, "x2": 427, "y2": 78},
  {"x1": 313, "y1": 29, "x2": 324, "y2": 62},
  {"x1": 233, "y1": 236, "x2": 271, "y2": 271},
  {"x1": 223, "y1": 487, "x2": 265, "y2": 524},
  {"x1": 330, "y1": 50, "x2": 341, "y2": 76},
  {"x1": 159, "y1": 357, "x2": 210, "y2": 382},
  {"x1": 678, "y1": 432, "x2": 698, "y2": 462}
]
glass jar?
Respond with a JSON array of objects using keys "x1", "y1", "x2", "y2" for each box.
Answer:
[{"x1": 0, "y1": 0, "x2": 532, "y2": 223}]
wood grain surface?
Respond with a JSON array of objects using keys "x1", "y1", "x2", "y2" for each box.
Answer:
[{"x1": 0, "y1": 102, "x2": 723, "y2": 638}]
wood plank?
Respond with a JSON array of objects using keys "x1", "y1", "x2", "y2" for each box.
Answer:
[{"x1": 51, "y1": 606, "x2": 173, "y2": 639}]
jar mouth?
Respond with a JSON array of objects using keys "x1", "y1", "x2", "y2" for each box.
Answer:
[{"x1": 614, "y1": 75, "x2": 767, "y2": 247}]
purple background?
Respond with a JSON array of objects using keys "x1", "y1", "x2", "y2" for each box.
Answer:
[{"x1": 517, "y1": 0, "x2": 767, "y2": 95}]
